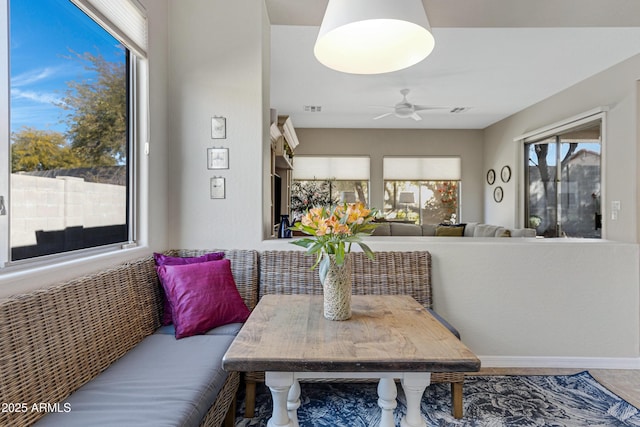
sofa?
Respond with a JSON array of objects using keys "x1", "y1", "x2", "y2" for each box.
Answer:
[
  {"x1": 372, "y1": 221, "x2": 537, "y2": 238},
  {"x1": 0, "y1": 249, "x2": 258, "y2": 427},
  {"x1": 0, "y1": 249, "x2": 468, "y2": 425}
]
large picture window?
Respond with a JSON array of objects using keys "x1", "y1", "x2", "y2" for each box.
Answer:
[
  {"x1": 1, "y1": 0, "x2": 147, "y2": 265},
  {"x1": 291, "y1": 156, "x2": 370, "y2": 220},
  {"x1": 383, "y1": 180, "x2": 459, "y2": 224},
  {"x1": 382, "y1": 157, "x2": 461, "y2": 224}
]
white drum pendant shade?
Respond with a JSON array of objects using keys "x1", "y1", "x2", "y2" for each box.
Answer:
[{"x1": 314, "y1": 0, "x2": 435, "y2": 74}]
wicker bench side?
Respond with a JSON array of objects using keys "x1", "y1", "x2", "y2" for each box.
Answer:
[{"x1": 0, "y1": 259, "x2": 158, "y2": 427}]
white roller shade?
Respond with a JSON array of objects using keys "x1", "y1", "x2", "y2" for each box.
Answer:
[
  {"x1": 70, "y1": 0, "x2": 147, "y2": 57},
  {"x1": 293, "y1": 156, "x2": 370, "y2": 180},
  {"x1": 383, "y1": 157, "x2": 461, "y2": 180}
]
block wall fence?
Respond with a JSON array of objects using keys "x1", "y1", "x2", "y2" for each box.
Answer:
[{"x1": 10, "y1": 174, "x2": 126, "y2": 247}]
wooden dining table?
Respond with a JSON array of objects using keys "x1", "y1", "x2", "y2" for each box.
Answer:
[{"x1": 223, "y1": 294, "x2": 480, "y2": 427}]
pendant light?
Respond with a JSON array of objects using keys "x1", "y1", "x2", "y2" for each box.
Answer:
[{"x1": 314, "y1": 0, "x2": 435, "y2": 74}]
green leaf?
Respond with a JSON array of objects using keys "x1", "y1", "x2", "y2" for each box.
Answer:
[
  {"x1": 307, "y1": 240, "x2": 325, "y2": 255},
  {"x1": 335, "y1": 243, "x2": 345, "y2": 266},
  {"x1": 359, "y1": 242, "x2": 376, "y2": 260},
  {"x1": 289, "y1": 238, "x2": 314, "y2": 248},
  {"x1": 310, "y1": 251, "x2": 323, "y2": 270},
  {"x1": 318, "y1": 254, "x2": 330, "y2": 283}
]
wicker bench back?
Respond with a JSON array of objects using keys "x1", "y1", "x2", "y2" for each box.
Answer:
[
  {"x1": 0, "y1": 249, "x2": 259, "y2": 427},
  {"x1": 259, "y1": 250, "x2": 433, "y2": 308}
]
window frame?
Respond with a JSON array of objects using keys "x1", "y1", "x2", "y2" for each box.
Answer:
[
  {"x1": 0, "y1": 0, "x2": 147, "y2": 270},
  {"x1": 0, "y1": 0, "x2": 9, "y2": 267},
  {"x1": 517, "y1": 109, "x2": 606, "y2": 238}
]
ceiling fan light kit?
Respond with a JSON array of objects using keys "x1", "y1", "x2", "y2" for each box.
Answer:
[{"x1": 314, "y1": 0, "x2": 435, "y2": 74}]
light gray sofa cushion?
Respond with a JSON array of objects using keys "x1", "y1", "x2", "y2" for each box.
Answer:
[
  {"x1": 463, "y1": 222, "x2": 478, "y2": 237},
  {"x1": 474, "y1": 223, "x2": 507, "y2": 237},
  {"x1": 389, "y1": 223, "x2": 422, "y2": 236},
  {"x1": 421, "y1": 224, "x2": 437, "y2": 236},
  {"x1": 371, "y1": 223, "x2": 391, "y2": 236},
  {"x1": 34, "y1": 334, "x2": 234, "y2": 427},
  {"x1": 509, "y1": 228, "x2": 537, "y2": 237}
]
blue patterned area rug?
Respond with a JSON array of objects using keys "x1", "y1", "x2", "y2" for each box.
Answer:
[{"x1": 235, "y1": 371, "x2": 640, "y2": 426}]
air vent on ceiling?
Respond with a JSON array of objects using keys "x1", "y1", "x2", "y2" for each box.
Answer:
[
  {"x1": 450, "y1": 107, "x2": 468, "y2": 113},
  {"x1": 304, "y1": 105, "x2": 322, "y2": 113}
]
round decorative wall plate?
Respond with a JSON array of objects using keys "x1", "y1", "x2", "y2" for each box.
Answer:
[
  {"x1": 501, "y1": 165, "x2": 511, "y2": 183},
  {"x1": 487, "y1": 169, "x2": 496, "y2": 185},
  {"x1": 494, "y1": 186, "x2": 503, "y2": 203}
]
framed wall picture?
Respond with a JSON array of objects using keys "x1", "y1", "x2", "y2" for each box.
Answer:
[
  {"x1": 493, "y1": 186, "x2": 504, "y2": 203},
  {"x1": 207, "y1": 147, "x2": 229, "y2": 169},
  {"x1": 211, "y1": 117, "x2": 226, "y2": 139},
  {"x1": 501, "y1": 165, "x2": 512, "y2": 183},
  {"x1": 486, "y1": 169, "x2": 496, "y2": 185},
  {"x1": 210, "y1": 177, "x2": 226, "y2": 199}
]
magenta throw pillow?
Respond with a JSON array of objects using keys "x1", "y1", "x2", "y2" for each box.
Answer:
[
  {"x1": 154, "y1": 251, "x2": 225, "y2": 325},
  {"x1": 156, "y1": 259, "x2": 250, "y2": 339}
]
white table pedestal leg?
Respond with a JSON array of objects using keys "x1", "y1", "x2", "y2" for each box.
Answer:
[
  {"x1": 400, "y1": 373, "x2": 430, "y2": 427},
  {"x1": 287, "y1": 379, "x2": 301, "y2": 427},
  {"x1": 377, "y1": 377, "x2": 398, "y2": 427},
  {"x1": 266, "y1": 372, "x2": 295, "y2": 427}
]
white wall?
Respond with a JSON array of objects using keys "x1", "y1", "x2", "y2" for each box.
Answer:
[
  {"x1": 295, "y1": 128, "x2": 485, "y2": 222},
  {"x1": 484, "y1": 53, "x2": 640, "y2": 242},
  {"x1": 167, "y1": 0, "x2": 268, "y2": 249}
]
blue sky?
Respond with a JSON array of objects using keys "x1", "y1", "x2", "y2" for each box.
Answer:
[{"x1": 10, "y1": 0, "x2": 123, "y2": 134}]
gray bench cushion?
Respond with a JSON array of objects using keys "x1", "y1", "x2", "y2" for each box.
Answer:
[{"x1": 34, "y1": 334, "x2": 234, "y2": 427}]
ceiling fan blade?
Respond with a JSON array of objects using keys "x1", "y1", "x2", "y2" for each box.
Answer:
[
  {"x1": 413, "y1": 105, "x2": 449, "y2": 111},
  {"x1": 411, "y1": 113, "x2": 422, "y2": 121},
  {"x1": 373, "y1": 112, "x2": 393, "y2": 120}
]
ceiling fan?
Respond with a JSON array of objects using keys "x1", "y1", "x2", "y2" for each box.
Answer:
[{"x1": 372, "y1": 89, "x2": 449, "y2": 121}]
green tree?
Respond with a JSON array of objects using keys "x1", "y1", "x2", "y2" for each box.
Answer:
[
  {"x1": 11, "y1": 127, "x2": 82, "y2": 172},
  {"x1": 291, "y1": 181, "x2": 334, "y2": 219},
  {"x1": 62, "y1": 51, "x2": 127, "y2": 166}
]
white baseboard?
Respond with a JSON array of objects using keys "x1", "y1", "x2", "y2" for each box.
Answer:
[{"x1": 478, "y1": 356, "x2": 640, "y2": 370}]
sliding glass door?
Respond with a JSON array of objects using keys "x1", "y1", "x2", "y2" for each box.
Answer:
[{"x1": 525, "y1": 121, "x2": 601, "y2": 238}]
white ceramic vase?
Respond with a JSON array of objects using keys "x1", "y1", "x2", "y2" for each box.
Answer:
[{"x1": 321, "y1": 254, "x2": 352, "y2": 321}]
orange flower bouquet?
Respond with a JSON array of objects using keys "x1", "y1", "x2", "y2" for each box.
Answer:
[{"x1": 290, "y1": 202, "x2": 378, "y2": 282}]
